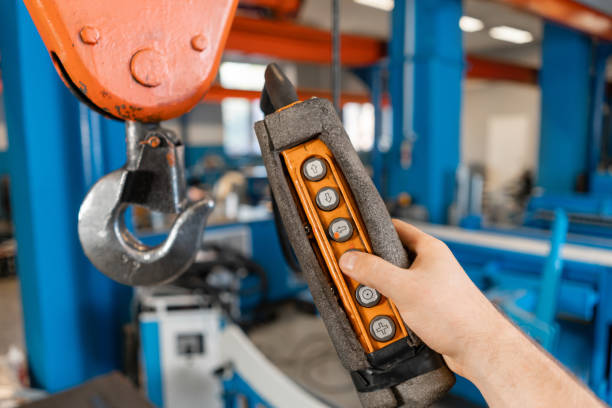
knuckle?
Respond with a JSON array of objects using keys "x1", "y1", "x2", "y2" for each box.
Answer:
[
  {"x1": 351, "y1": 253, "x2": 375, "y2": 273},
  {"x1": 428, "y1": 237, "x2": 448, "y2": 251}
]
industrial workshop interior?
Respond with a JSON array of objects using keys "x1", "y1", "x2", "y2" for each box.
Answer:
[{"x1": 1, "y1": 0, "x2": 612, "y2": 407}]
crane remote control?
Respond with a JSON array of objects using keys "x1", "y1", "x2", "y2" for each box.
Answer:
[{"x1": 255, "y1": 64, "x2": 455, "y2": 407}]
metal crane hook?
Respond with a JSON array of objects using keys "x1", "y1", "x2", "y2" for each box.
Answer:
[{"x1": 78, "y1": 122, "x2": 214, "y2": 286}]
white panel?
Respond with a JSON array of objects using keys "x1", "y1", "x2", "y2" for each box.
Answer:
[
  {"x1": 462, "y1": 81, "x2": 541, "y2": 184},
  {"x1": 485, "y1": 114, "x2": 530, "y2": 191},
  {"x1": 160, "y1": 309, "x2": 223, "y2": 408}
]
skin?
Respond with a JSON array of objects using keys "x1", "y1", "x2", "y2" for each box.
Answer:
[{"x1": 338, "y1": 219, "x2": 606, "y2": 408}]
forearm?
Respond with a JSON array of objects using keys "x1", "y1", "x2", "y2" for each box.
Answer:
[{"x1": 459, "y1": 307, "x2": 605, "y2": 408}]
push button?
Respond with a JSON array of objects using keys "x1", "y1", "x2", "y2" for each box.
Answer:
[
  {"x1": 369, "y1": 316, "x2": 396, "y2": 342},
  {"x1": 328, "y1": 218, "x2": 353, "y2": 242},
  {"x1": 355, "y1": 284, "x2": 381, "y2": 307},
  {"x1": 302, "y1": 157, "x2": 327, "y2": 181},
  {"x1": 316, "y1": 187, "x2": 340, "y2": 211}
]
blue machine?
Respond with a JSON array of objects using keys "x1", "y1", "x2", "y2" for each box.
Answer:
[
  {"x1": 428, "y1": 217, "x2": 612, "y2": 404},
  {"x1": 526, "y1": 194, "x2": 612, "y2": 240},
  {"x1": 525, "y1": 27, "x2": 612, "y2": 239}
]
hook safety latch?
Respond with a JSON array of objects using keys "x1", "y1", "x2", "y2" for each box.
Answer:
[{"x1": 78, "y1": 122, "x2": 214, "y2": 286}]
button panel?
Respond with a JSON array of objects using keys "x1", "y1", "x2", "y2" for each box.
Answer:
[{"x1": 281, "y1": 139, "x2": 408, "y2": 353}]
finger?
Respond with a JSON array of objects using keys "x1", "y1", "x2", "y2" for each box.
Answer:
[
  {"x1": 392, "y1": 219, "x2": 434, "y2": 251},
  {"x1": 339, "y1": 250, "x2": 406, "y2": 300}
]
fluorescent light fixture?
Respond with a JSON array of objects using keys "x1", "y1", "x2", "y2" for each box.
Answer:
[
  {"x1": 489, "y1": 25, "x2": 533, "y2": 44},
  {"x1": 353, "y1": 0, "x2": 394, "y2": 12},
  {"x1": 459, "y1": 16, "x2": 484, "y2": 33}
]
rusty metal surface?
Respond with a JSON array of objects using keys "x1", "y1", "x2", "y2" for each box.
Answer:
[{"x1": 23, "y1": 0, "x2": 238, "y2": 122}]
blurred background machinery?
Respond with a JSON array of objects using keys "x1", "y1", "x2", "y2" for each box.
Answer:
[{"x1": 1, "y1": 0, "x2": 612, "y2": 407}]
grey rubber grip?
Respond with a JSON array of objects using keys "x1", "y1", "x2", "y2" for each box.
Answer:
[{"x1": 254, "y1": 98, "x2": 455, "y2": 407}]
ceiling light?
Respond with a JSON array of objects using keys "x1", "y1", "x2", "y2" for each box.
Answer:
[
  {"x1": 459, "y1": 16, "x2": 484, "y2": 33},
  {"x1": 489, "y1": 25, "x2": 533, "y2": 44},
  {"x1": 353, "y1": 0, "x2": 394, "y2": 12}
]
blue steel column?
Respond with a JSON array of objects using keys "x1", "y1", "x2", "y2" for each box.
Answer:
[
  {"x1": 0, "y1": 1, "x2": 131, "y2": 392},
  {"x1": 609, "y1": 93, "x2": 612, "y2": 160},
  {"x1": 538, "y1": 23, "x2": 592, "y2": 193},
  {"x1": 388, "y1": 0, "x2": 462, "y2": 223},
  {"x1": 357, "y1": 64, "x2": 385, "y2": 192}
]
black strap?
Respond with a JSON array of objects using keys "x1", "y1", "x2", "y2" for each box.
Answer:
[{"x1": 350, "y1": 345, "x2": 445, "y2": 393}]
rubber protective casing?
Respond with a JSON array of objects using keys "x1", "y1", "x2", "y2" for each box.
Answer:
[{"x1": 254, "y1": 98, "x2": 455, "y2": 407}]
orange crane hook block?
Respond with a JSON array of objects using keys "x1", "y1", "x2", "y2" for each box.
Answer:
[{"x1": 23, "y1": 0, "x2": 239, "y2": 122}]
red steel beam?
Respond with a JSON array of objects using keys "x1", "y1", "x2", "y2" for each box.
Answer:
[
  {"x1": 203, "y1": 57, "x2": 539, "y2": 106},
  {"x1": 493, "y1": 0, "x2": 612, "y2": 41},
  {"x1": 466, "y1": 56, "x2": 539, "y2": 85},
  {"x1": 226, "y1": 16, "x2": 386, "y2": 66},
  {"x1": 225, "y1": 17, "x2": 542, "y2": 86},
  {"x1": 0, "y1": 58, "x2": 539, "y2": 103}
]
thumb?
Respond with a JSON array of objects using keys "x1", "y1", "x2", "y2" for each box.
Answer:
[{"x1": 339, "y1": 251, "x2": 406, "y2": 301}]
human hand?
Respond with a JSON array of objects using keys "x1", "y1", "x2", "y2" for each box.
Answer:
[
  {"x1": 339, "y1": 220, "x2": 606, "y2": 407},
  {"x1": 338, "y1": 219, "x2": 506, "y2": 377}
]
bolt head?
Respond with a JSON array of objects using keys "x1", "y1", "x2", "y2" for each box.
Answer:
[
  {"x1": 191, "y1": 34, "x2": 208, "y2": 52},
  {"x1": 145, "y1": 136, "x2": 161, "y2": 148},
  {"x1": 130, "y1": 49, "x2": 168, "y2": 87},
  {"x1": 79, "y1": 26, "x2": 100, "y2": 45}
]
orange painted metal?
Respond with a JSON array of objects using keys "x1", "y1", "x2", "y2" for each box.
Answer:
[
  {"x1": 282, "y1": 138, "x2": 408, "y2": 353},
  {"x1": 466, "y1": 56, "x2": 538, "y2": 85},
  {"x1": 239, "y1": 0, "x2": 302, "y2": 17},
  {"x1": 494, "y1": 0, "x2": 612, "y2": 41},
  {"x1": 23, "y1": 0, "x2": 239, "y2": 122},
  {"x1": 226, "y1": 16, "x2": 386, "y2": 66}
]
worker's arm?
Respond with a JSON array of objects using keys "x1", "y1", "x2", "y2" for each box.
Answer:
[{"x1": 339, "y1": 219, "x2": 606, "y2": 408}]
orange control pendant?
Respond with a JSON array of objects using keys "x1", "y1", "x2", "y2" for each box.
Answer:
[{"x1": 282, "y1": 138, "x2": 408, "y2": 353}]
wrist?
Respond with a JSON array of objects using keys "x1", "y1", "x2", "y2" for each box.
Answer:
[{"x1": 451, "y1": 303, "x2": 521, "y2": 384}]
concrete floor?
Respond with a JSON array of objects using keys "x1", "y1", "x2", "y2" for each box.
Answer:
[
  {"x1": 0, "y1": 277, "x2": 24, "y2": 355},
  {"x1": 249, "y1": 306, "x2": 479, "y2": 408}
]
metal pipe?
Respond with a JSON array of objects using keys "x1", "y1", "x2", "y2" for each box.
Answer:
[
  {"x1": 331, "y1": 0, "x2": 341, "y2": 113},
  {"x1": 535, "y1": 209, "x2": 568, "y2": 325},
  {"x1": 125, "y1": 121, "x2": 144, "y2": 170}
]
